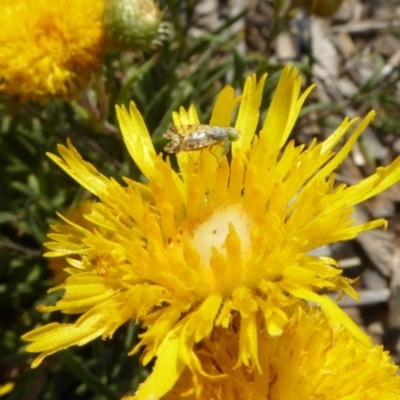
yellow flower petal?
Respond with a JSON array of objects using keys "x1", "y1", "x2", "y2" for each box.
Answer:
[
  {"x1": 134, "y1": 330, "x2": 185, "y2": 400},
  {"x1": 286, "y1": 285, "x2": 371, "y2": 345},
  {"x1": 23, "y1": 315, "x2": 107, "y2": 368},
  {"x1": 234, "y1": 73, "x2": 267, "y2": 155},
  {"x1": 0, "y1": 382, "x2": 15, "y2": 397},
  {"x1": 47, "y1": 140, "x2": 111, "y2": 198},
  {"x1": 209, "y1": 85, "x2": 238, "y2": 127},
  {"x1": 116, "y1": 103, "x2": 158, "y2": 179}
]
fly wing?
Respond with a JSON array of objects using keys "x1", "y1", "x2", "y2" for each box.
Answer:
[
  {"x1": 163, "y1": 124, "x2": 211, "y2": 137},
  {"x1": 163, "y1": 127, "x2": 181, "y2": 140},
  {"x1": 181, "y1": 131, "x2": 219, "y2": 150}
]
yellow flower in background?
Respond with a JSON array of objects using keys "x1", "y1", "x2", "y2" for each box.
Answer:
[
  {"x1": 0, "y1": 0, "x2": 104, "y2": 102},
  {"x1": 23, "y1": 66, "x2": 400, "y2": 399},
  {"x1": 157, "y1": 305, "x2": 400, "y2": 400},
  {"x1": 47, "y1": 200, "x2": 98, "y2": 285}
]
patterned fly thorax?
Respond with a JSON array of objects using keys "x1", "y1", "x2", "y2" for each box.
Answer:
[{"x1": 163, "y1": 124, "x2": 240, "y2": 153}]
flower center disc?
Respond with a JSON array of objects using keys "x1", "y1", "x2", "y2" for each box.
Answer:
[{"x1": 188, "y1": 205, "x2": 252, "y2": 269}]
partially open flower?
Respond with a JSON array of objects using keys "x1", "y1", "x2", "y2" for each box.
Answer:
[
  {"x1": 23, "y1": 66, "x2": 400, "y2": 399},
  {"x1": 153, "y1": 304, "x2": 400, "y2": 400}
]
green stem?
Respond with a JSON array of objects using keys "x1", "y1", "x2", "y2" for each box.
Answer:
[{"x1": 61, "y1": 350, "x2": 120, "y2": 400}]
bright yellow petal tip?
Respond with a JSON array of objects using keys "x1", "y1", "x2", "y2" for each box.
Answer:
[
  {"x1": 47, "y1": 199, "x2": 99, "y2": 284},
  {"x1": 23, "y1": 66, "x2": 400, "y2": 399},
  {"x1": 0, "y1": 382, "x2": 15, "y2": 397}
]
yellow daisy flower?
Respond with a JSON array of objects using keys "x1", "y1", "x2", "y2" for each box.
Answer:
[
  {"x1": 0, "y1": 0, "x2": 104, "y2": 102},
  {"x1": 23, "y1": 66, "x2": 400, "y2": 399},
  {"x1": 154, "y1": 304, "x2": 400, "y2": 400}
]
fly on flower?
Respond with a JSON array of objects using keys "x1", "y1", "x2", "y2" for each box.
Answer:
[{"x1": 163, "y1": 124, "x2": 240, "y2": 153}]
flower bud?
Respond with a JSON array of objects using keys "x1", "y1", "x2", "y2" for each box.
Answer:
[{"x1": 103, "y1": 0, "x2": 167, "y2": 51}]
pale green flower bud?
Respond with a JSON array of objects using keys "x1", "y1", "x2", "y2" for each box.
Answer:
[{"x1": 103, "y1": 0, "x2": 169, "y2": 51}]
